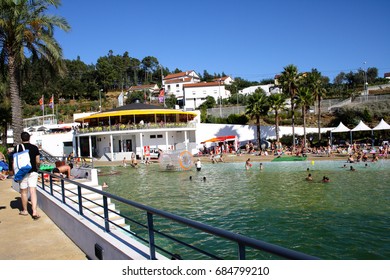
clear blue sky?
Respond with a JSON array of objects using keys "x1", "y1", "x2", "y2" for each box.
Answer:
[{"x1": 51, "y1": 0, "x2": 390, "y2": 82}]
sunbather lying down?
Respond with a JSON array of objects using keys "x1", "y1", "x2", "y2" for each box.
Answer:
[{"x1": 52, "y1": 165, "x2": 74, "y2": 179}]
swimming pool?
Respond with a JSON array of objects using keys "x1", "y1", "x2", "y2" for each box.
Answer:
[{"x1": 99, "y1": 159, "x2": 390, "y2": 259}]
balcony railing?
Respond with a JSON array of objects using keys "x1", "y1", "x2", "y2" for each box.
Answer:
[{"x1": 76, "y1": 122, "x2": 196, "y2": 134}]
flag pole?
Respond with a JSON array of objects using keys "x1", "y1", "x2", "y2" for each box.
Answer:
[
  {"x1": 42, "y1": 95, "x2": 45, "y2": 125},
  {"x1": 52, "y1": 95, "x2": 54, "y2": 120},
  {"x1": 160, "y1": 64, "x2": 165, "y2": 107}
]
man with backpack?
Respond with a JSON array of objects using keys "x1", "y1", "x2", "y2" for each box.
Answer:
[{"x1": 14, "y1": 132, "x2": 41, "y2": 220}]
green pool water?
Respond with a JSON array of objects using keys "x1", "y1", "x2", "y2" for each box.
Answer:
[{"x1": 98, "y1": 159, "x2": 390, "y2": 260}]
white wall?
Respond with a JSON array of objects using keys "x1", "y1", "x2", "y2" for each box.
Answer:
[
  {"x1": 239, "y1": 84, "x2": 275, "y2": 96},
  {"x1": 196, "y1": 123, "x2": 333, "y2": 144},
  {"x1": 29, "y1": 131, "x2": 74, "y2": 157},
  {"x1": 184, "y1": 85, "x2": 230, "y2": 110}
]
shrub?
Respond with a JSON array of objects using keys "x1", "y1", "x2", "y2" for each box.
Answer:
[{"x1": 226, "y1": 114, "x2": 249, "y2": 125}]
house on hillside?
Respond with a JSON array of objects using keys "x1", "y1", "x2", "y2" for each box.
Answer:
[
  {"x1": 127, "y1": 84, "x2": 159, "y2": 95},
  {"x1": 212, "y1": 76, "x2": 234, "y2": 85},
  {"x1": 127, "y1": 84, "x2": 160, "y2": 102},
  {"x1": 183, "y1": 81, "x2": 230, "y2": 110},
  {"x1": 162, "y1": 71, "x2": 201, "y2": 103}
]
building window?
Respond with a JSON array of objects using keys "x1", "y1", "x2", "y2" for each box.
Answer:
[
  {"x1": 203, "y1": 90, "x2": 207, "y2": 94},
  {"x1": 150, "y1": 135, "x2": 156, "y2": 139},
  {"x1": 176, "y1": 84, "x2": 179, "y2": 88},
  {"x1": 157, "y1": 135, "x2": 163, "y2": 138},
  {"x1": 192, "y1": 91, "x2": 196, "y2": 95}
]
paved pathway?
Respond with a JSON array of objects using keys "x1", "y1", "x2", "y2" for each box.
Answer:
[{"x1": 0, "y1": 178, "x2": 86, "y2": 260}]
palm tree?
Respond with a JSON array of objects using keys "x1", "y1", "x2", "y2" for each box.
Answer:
[
  {"x1": 268, "y1": 93, "x2": 286, "y2": 142},
  {"x1": 296, "y1": 86, "x2": 314, "y2": 148},
  {"x1": 307, "y1": 69, "x2": 327, "y2": 142},
  {"x1": 0, "y1": 0, "x2": 70, "y2": 144},
  {"x1": 245, "y1": 89, "x2": 269, "y2": 150},
  {"x1": 0, "y1": 80, "x2": 12, "y2": 145},
  {"x1": 277, "y1": 65, "x2": 301, "y2": 151}
]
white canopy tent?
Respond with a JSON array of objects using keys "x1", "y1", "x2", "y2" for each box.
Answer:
[
  {"x1": 351, "y1": 120, "x2": 372, "y2": 132},
  {"x1": 373, "y1": 119, "x2": 390, "y2": 131},
  {"x1": 331, "y1": 119, "x2": 390, "y2": 146},
  {"x1": 372, "y1": 119, "x2": 390, "y2": 146},
  {"x1": 330, "y1": 122, "x2": 351, "y2": 144},
  {"x1": 351, "y1": 120, "x2": 372, "y2": 144}
]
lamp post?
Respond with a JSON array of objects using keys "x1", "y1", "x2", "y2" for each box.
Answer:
[
  {"x1": 218, "y1": 78, "x2": 222, "y2": 118},
  {"x1": 235, "y1": 84, "x2": 239, "y2": 113},
  {"x1": 99, "y1": 89, "x2": 103, "y2": 112},
  {"x1": 363, "y1": 62, "x2": 368, "y2": 102}
]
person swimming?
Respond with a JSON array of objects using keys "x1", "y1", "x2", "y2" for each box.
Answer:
[
  {"x1": 322, "y1": 176, "x2": 330, "y2": 183},
  {"x1": 350, "y1": 166, "x2": 356, "y2": 171},
  {"x1": 195, "y1": 159, "x2": 202, "y2": 171},
  {"x1": 245, "y1": 158, "x2": 252, "y2": 170},
  {"x1": 306, "y1": 173, "x2": 313, "y2": 181}
]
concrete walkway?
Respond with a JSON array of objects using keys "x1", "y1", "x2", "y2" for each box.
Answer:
[{"x1": 0, "y1": 178, "x2": 86, "y2": 260}]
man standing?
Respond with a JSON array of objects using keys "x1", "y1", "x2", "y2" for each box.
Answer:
[{"x1": 15, "y1": 132, "x2": 41, "y2": 220}]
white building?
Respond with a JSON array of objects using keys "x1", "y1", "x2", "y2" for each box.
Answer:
[
  {"x1": 239, "y1": 84, "x2": 280, "y2": 96},
  {"x1": 183, "y1": 81, "x2": 230, "y2": 110},
  {"x1": 127, "y1": 84, "x2": 160, "y2": 102},
  {"x1": 162, "y1": 70, "x2": 200, "y2": 101},
  {"x1": 212, "y1": 76, "x2": 234, "y2": 85}
]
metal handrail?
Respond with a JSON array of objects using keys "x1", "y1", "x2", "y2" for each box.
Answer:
[{"x1": 39, "y1": 171, "x2": 319, "y2": 260}]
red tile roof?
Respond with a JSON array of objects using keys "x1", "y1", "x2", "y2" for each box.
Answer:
[
  {"x1": 164, "y1": 70, "x2": 195, "y2": 80},
  {"x1": 212, "y1": 76, "x2": 229, "y2": 81},
  {"x1": 183, "y1": 81, "x2": 222, "y2": 88},
  {"x1": 164, "y1": 77, "x2": 193, "y2": 84}
]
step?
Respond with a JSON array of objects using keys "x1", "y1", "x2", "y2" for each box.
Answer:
[
  {"x1": 42, "y1": 178, "x2": 128, "y2": 230},
  {"x1": 51, "y1": 185, "x2": 97, "y2": 197}
]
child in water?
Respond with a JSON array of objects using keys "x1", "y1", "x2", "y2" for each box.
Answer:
[{"x1": 245, "y1": 158, "x2": 252, "y2": 170}]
